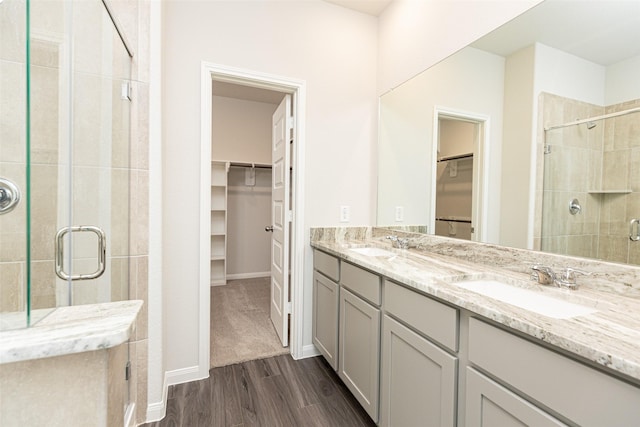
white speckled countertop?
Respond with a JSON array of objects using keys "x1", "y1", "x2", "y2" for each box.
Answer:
[
  {"x1": 311, "y1": 227, "x2": 640, "y2": 384},
  {"x1": 0, "y1": 300, "x2": 143, "y2": 364}
]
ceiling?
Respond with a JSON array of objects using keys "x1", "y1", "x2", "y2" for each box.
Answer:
[
  {"x1": 472, "y1": 0, "x2": 640, "y2": 66},
  {"x1": 322, "y1": 0, "x2": 393, "y2": 16}
]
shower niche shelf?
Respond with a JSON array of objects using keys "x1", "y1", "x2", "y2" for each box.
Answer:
[
  {"x1": 587, "y1": 189, "x2": 632, "y2": 194},
  {"x1": 210, "y1": 161, "x2": 229, "y2": 286}
]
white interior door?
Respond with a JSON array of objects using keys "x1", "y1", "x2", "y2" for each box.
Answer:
[{"x1": 270, "y1": 94, "x2": 292, "y2": 346}]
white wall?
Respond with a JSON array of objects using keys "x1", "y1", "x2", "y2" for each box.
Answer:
[
  {"x1": 500, "y1": 45, "x2": 536, "y2": 249},
  {"x1": 377, "y1": 0, "x2": 542, "y2": 94},
  {"x1": 212, "y1": 96, "x2": 276, "y2": 164},
  {"x1": 377, "y1": 47, "x2": 506, "y2": 243},
  {"x1": 162, "y1": 0, "x2": 378, "y2": 373},
  {"x1": 606, "y1": 54, "x2": 640, "y2": 105},
  {"x1": 227, "y1": 167, "x2": 272, "y2": 278}
]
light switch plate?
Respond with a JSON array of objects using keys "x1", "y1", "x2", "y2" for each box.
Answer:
[
  {"x1": 340, "y1": 205, "x2": 350, "y2": 222},
  {"x1": 395, "y1": 206, "x2": 404, "y2": 222}
]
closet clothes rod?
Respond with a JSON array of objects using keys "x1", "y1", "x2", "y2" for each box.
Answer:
[
  {"x1": 435, "y1": 217, "x2": 472, "y2": 224},
  {"x1": 229, "y1": 162, "x2": 272, "y2": 169}
]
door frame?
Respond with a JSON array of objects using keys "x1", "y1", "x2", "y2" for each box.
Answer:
[
  {"x1": 199, "y1": 62, "x2": 307, "y2": 374},
  {"x1": 431, "y1": 106, "x2": 490, "y2": 243}
]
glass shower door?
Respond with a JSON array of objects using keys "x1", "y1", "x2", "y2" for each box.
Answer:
[{"x1": 0, "y1": 0, "x2": 132, "y2": 331}]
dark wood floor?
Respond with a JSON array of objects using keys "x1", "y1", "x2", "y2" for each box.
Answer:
[{"x1": 144, "y1": 355, "x2": 376, "y2": 427}]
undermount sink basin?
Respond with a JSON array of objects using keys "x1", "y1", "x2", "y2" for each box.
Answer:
[
  {"x1": 349, "y1": 247, "x2": 396, "y2": 257},
  {"x1": 455, "y1": 280, "x2": 597, "y2": 319}
]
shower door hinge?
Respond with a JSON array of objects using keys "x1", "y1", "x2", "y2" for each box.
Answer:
[
  {"x1": 287, "y1": 210, "x2": 293, "y2": 223},
  {"x1": 125, "y1": 361, "x2": 131, "y2": 381},
  {"x1": 286, "y1": 301, "x2": 292, "y2": 315},
  {"x1": 121, "y1": 81, "x2": 132, "y2": 101},
  {"x1": 544, "y1": 144, "x2": 552, "y2": 154}
]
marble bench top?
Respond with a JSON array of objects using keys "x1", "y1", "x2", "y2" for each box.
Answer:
[
  {"x1": 311, "y1": 237, "x2": 640, "y2": 384},
  {"x1": 0, "y1": 300, "x2": 143, "y2": 364}
]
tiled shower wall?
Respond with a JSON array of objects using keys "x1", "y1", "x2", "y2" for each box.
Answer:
[
  {"x1": 108, "y1": 0, "x2": 151, "y2": 423},
  {"x1": 537, "y1": 93, "x2": 640, "y2": 265}
]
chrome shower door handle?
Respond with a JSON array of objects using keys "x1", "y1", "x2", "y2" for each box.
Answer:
[
  {"x1": 630, "y1": 219, "x2": 640, "y2": 242},
  {"x1": 55, "y1": 226, "x2": 107, "y2": 281}
]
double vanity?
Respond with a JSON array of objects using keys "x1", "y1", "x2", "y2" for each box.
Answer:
[{"x1": 311, "y1": 227, "x2": 640, "y2": 426}]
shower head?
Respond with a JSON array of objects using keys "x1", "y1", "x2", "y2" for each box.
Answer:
[{"x1": 586, "y1": 121, "x2": 596, "y2": 129}]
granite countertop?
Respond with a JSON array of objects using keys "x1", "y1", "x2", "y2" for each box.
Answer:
[
  {"x1": 0, "y1": 300, "x2": 143, "y2": 364},
  {"x1": 311, "y1": 237, "x2": 640, "y2": 384}
]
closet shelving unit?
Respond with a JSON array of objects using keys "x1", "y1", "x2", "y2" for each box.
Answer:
[{"x1": 210, "y1": 161, "x2": 229, "y2": 286}]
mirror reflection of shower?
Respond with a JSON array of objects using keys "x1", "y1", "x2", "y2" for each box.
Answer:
[{"x1": 540, "y1": 93, "x2": 640, "y2": 265}]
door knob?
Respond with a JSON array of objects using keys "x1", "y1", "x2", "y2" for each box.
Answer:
[{"x1": 265, "y1": 225, "x2": 274, "y2": 232}]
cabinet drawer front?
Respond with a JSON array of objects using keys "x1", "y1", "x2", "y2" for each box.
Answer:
[
  {"x1": 339, "y1": 288, "x2": 380, "y2": 422},
  {"x1": 312, "y1": 272, "x2": 339, "y2": 370},
  {"x1": 314, "y1": 250, "x2": 340, "y2": 281},
  {"x1": 466, "y1": 368, "x2": 567, "y2": 427},
  {"x1": 380, "y1": 315, "x2": 457, "y2": 427},
  {"x1": 469, "y1": 318, "x2": 640, "y2": 427},
  {"x1": 384, "y1": 280, "x2": 458, "y2": 352},
  {"x1": 340, "y1": 262, "x2": 381, "y2": 306}
]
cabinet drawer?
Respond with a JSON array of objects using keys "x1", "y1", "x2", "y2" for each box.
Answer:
[
  {"x1": 384, "y1": 280, "x2": 458, "y2": 352},
  {"x1": 314, "y1": 250, "x2": 339, "y2": 281},
  {"x1": 340, "y1": 262, "x2": 381, "y2": 306},
  {"x1": 469, "y1": 318, "x2": 640, "y2": 427}
]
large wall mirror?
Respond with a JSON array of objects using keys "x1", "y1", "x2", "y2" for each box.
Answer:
[{"x1": 377, "y1": 0, "x2": 640, "y2": 266}]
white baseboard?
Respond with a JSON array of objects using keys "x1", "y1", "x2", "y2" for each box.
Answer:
[
  {"x1": 226, "y1": 271, "x2": 270, "y2": 280},
  {"x1": 301, "y1": 344, "x2": 320, "y2": 359},
  {"x1": 146, "y1": 365, "x2": 209, "y2": 423}
]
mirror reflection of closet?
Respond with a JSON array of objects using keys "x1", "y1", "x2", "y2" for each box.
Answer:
[{"x1": 435, "y1": 118, "x2": 476, "y2": 240}]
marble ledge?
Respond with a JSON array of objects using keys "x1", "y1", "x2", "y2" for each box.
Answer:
[{"x1": 0, "y1": 300, "x2": 143, "y2": 365}]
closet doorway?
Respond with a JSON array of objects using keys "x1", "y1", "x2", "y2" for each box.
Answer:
[
  {"x1": 431, "y1": 108, "x2": 490, "y2": 243},
  {"x1": 203, "y1": 66, "x2": 305, "y2": 369}
]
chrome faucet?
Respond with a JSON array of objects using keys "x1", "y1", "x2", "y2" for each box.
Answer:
[
  {"x1": 530, "y1": 265, "x2": 591, "y2": 290},
  {"x1": 556, "y1": 267, "x2": 591, "y2": 290},
  {"x1": 386, "y1": 235, "x2": 410, "y2": 249}
]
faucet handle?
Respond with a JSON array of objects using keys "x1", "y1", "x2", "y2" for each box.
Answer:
[
  {"x1": 530, "y1": 265, "x2": 556, "y2": 285},
  {"x1": 385, "y1": 235, "x2": 398, "y2": 241},
  {"x1": 560, "y1": 267, "x2": 591, "y2": 284}
]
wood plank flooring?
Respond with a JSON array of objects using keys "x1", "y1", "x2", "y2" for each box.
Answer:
[{"x1": 144, "y1": 355, "x2": 376, "y2": 427}]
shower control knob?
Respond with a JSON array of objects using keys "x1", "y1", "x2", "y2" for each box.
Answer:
[
  {"x1": 265, "y1": 225, "x2": 274, "y2": 232},
  {"x1": 0, "y1": 177, "x2": 20, "y2": 214}
]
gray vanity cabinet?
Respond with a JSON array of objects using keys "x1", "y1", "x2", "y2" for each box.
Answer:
[
  {"x1": 465, "y1": 368, "x2": 567, "y2": 427},
  {"x1": 312, "y1": 250, "x2": 340, "y2": 370},
  {"x1": 339, "y1": 262, "x2": 382, "y2": 423},
  {"x1": 468, "y1": 318, "x2": 640, "y2": 427},
  {"x1": 380, "y1": 280, "x2": 459, "y2": 427},
  {"x1": 312, "y1": 271, "x2": 339, "y2": 370},
  {"x1": 380, "y1": 315, "x2": 457, "y2": 427}
]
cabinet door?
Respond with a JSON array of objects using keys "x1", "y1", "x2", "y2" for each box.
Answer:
[
  {"x1": 339, "y1": 287, "x2": 380, "y2": 423},
  {"x1": 380, "y1": 315, "x2": 457, "y2": 427},
  {"x1": 312, "y1": 271, "x2": 339, "y2": 370},
  {"x1": 466, "y1": 368, "x2": 567, "y2": 427}
]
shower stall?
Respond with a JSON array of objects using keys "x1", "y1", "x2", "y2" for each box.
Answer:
[
  {"x1": 0, "y1": 0, "x2": 132, "y2": 330},
  {"x1": 539, "y1": 92, "x2": 640, "y2": 265}
]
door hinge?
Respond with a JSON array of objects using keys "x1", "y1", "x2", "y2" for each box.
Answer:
[
  {"x1": 287, "y1": 210, "x2": 293, "y2": 223},
  {"x1": 125, "y1": 361, "x2": 131, "y2": 381},
  {"x1": 286, "y1": 301, "x2": 292, "y2": 315},
  {"x1": 121, "y1": 81, "x2": 132, "y2": 101}
]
